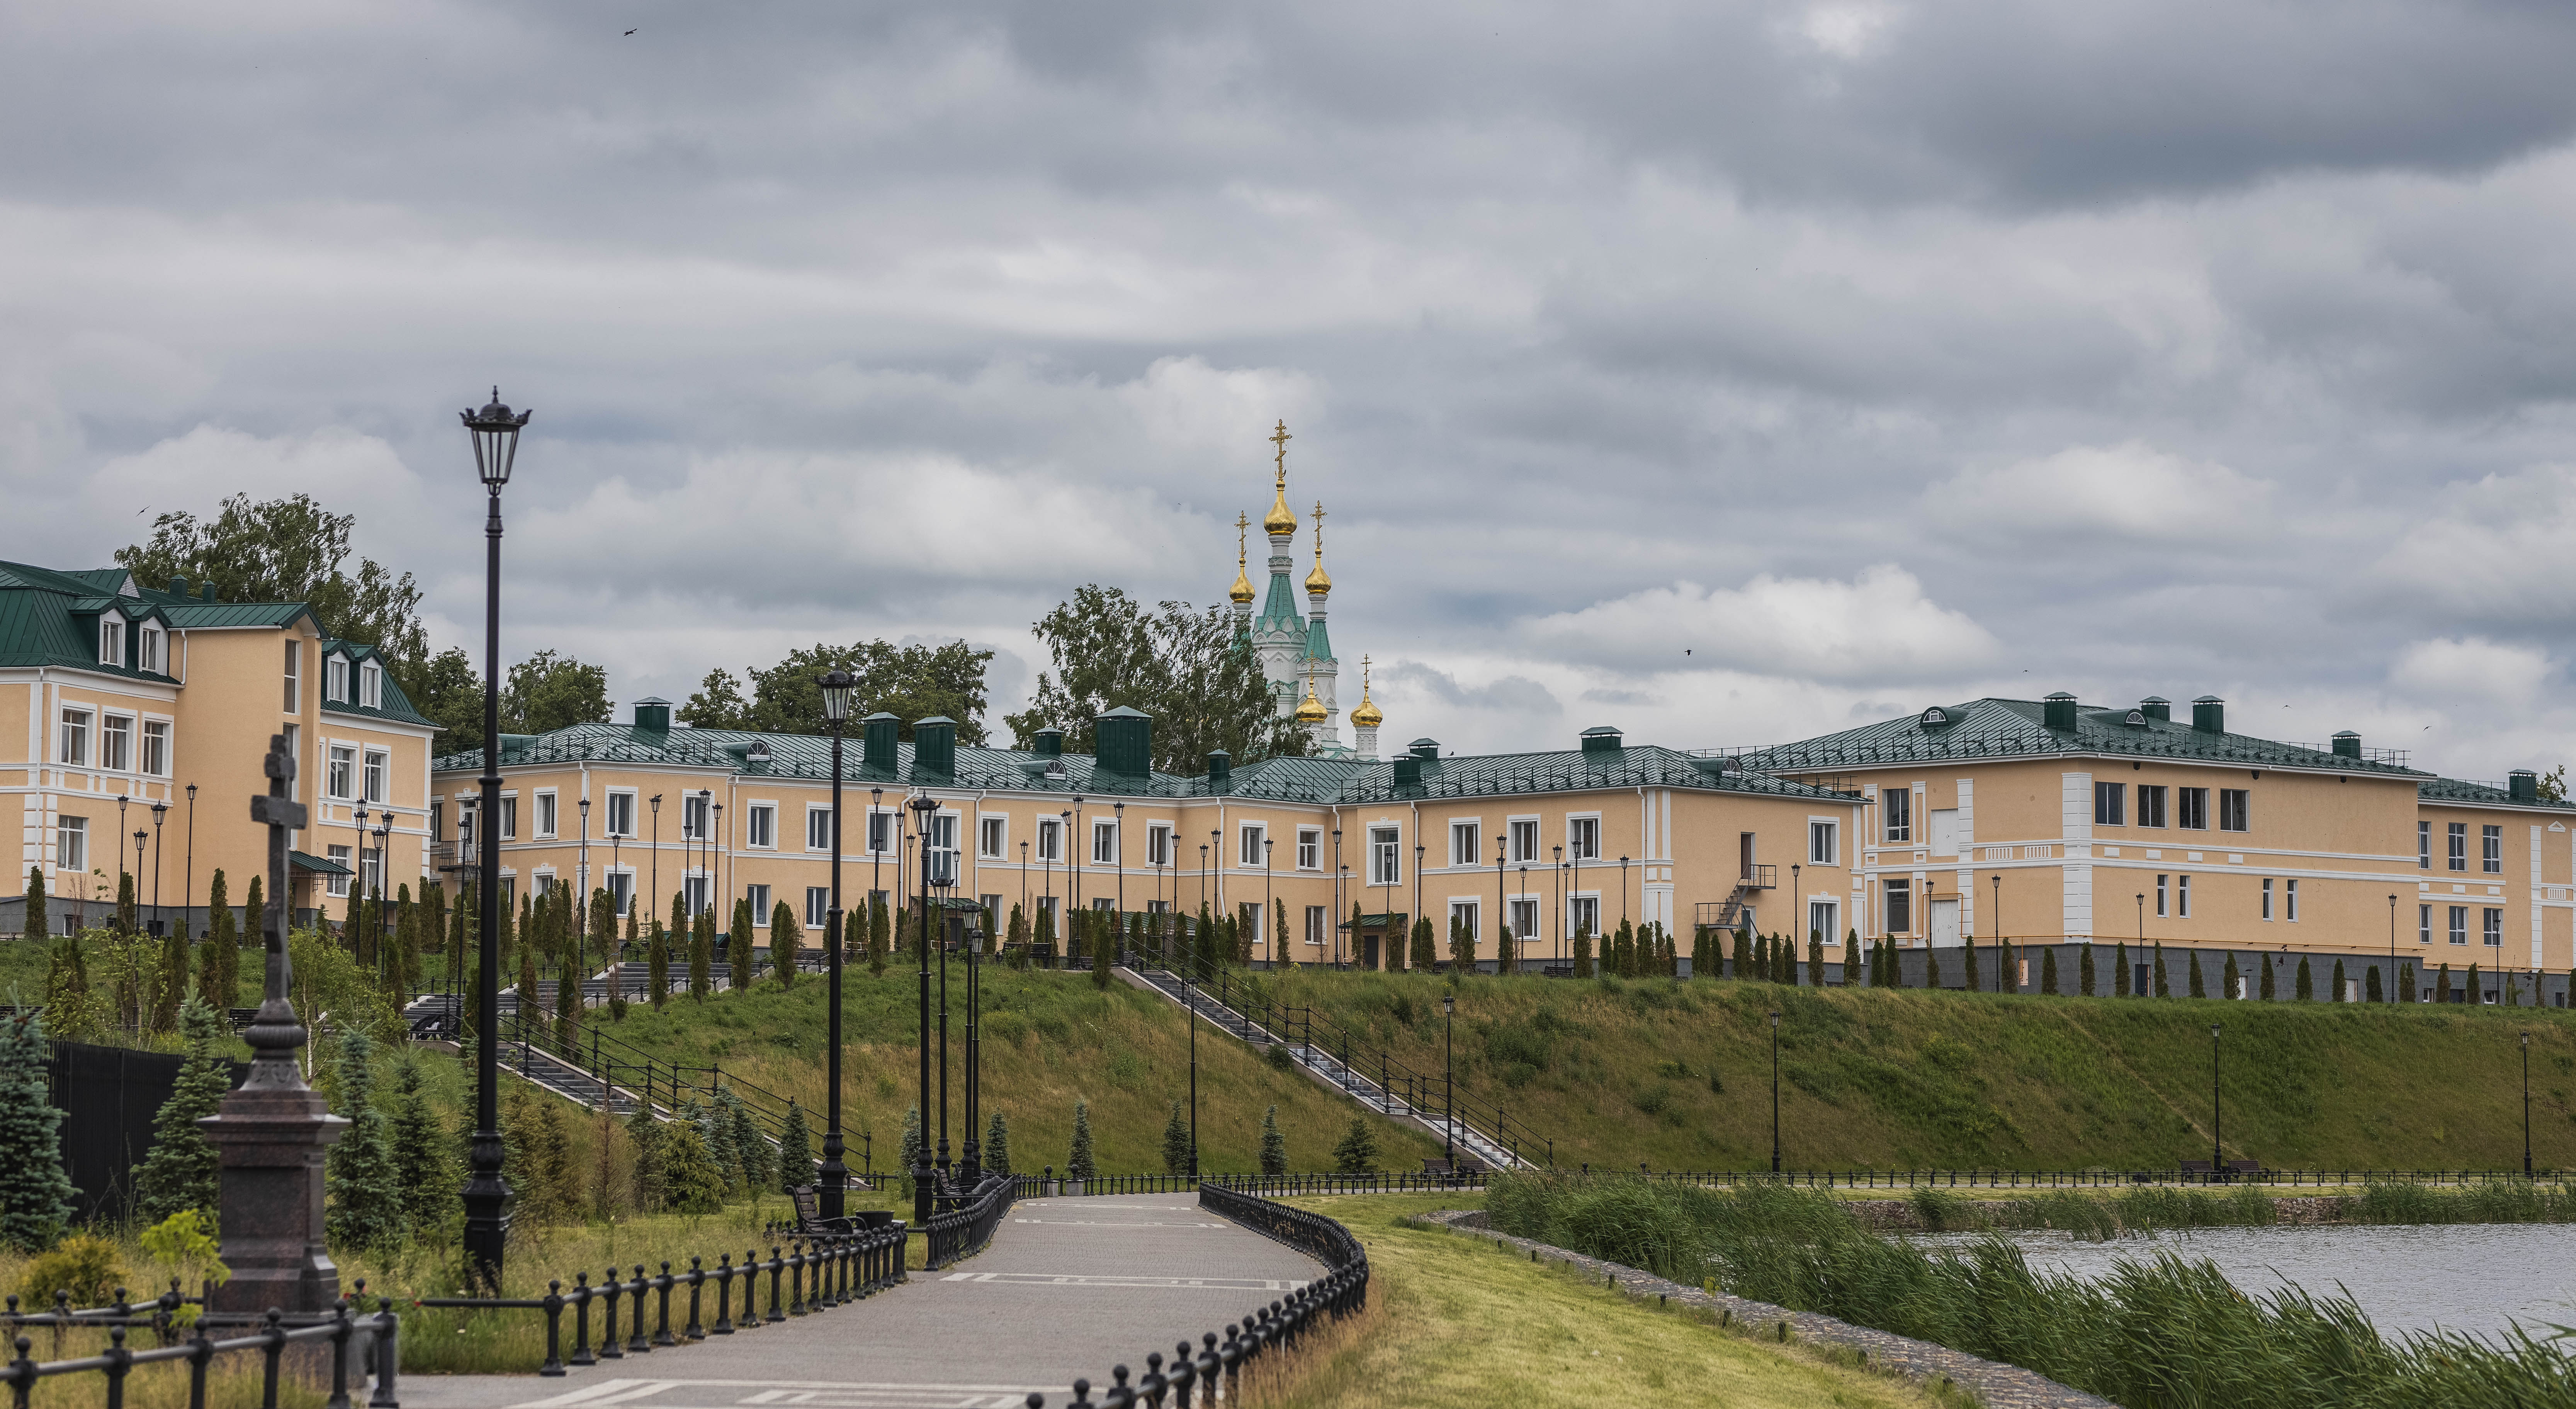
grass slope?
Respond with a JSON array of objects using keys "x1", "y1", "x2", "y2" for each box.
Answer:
[
  {"x1": 590, "y1": 967, "x2": 1441, "y2": 1176},
  {"x1": 1241, "y1": 969, "x2": 2576, "y2": 1171},
  {"x1": 1249, "y1": 1193, "x2": 1949, "y2": 1409}
]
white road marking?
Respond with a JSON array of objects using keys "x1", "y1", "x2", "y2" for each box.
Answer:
[{"x1": 507, "y1": 1380, "x2": 1055, "y2": 1409}]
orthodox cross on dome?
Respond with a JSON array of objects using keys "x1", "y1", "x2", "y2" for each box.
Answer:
[
  {"x1": 1270, "y1": 419, "x2": 1291, "y2": 484},
  {"x1": 1236, "y1": 511, "x2": 1249, "y2": 563}
]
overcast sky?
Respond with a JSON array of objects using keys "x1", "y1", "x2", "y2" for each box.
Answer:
[{"x1": 10, "y1": 1, "x2": 2576, "y2": 780}]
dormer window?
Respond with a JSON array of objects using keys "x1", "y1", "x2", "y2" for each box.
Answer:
[
  {"x1": 2125, "y1": 710, "x2": 2147, "y2": 727},
  {"x1": 326, "y1": 654, "x2": 350, "y2": 703},
  {"x1": 359, "y1": 661, "x2": 382, "y2": 709},
  {"x1": 1919, "y1": 706, "x2": 1949, "y2": 727},
  {"x1": 138, "y1": 626, "x2": 163, "y2": 675},
  {"x1": 99, "y1": 618, "x2": 125, "y2": 667}
]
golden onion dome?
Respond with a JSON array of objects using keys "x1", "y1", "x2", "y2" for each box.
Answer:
[
  {"x1": 1228, "y1": 564, "x2": 1255, "y2": 603},
  {"x1": 1304, "y1": 558, "x2": 1332, "y2": 595},
  {"x1": 1264, "y1": 485, "x2": 1297, "y2": 536},
  {"x1": 1293, "y1": 677, "x2": 1329, "y2": 723},
  {"x1": 1349, "y1": 692, "x2": 1382, "y2": 728}
]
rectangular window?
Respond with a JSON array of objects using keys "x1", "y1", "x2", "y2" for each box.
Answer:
[
  {"x1": 363, "y1": 749, "x2": 387, "y2": 803},
  {"x1": 360, "y1": 661, "x2": 381, "y2": 708},
  {"x1": 806, "y1": 807, "x2": 833, "y2": 852},
  {"x1": 867, "y1": 810, "x2": 893, "y2": 855},
  {"x1": 2094, "y1": 781, "x2": 2126, "y2": 827},
  {"x1": 326, "y1": 844, "x2": 353, "y2": 898},
  {"x1": 684, "y1": 874, "x2": 709, "y2": 917},
  {"x1": 1148, "y1": 824, "x2": 1171, "y2": 866},
  {"x1": 2420, "y1": 904, "x2": 2433, "y2": 944},
  {"x1": 283, "y1": 641, "x2": 300, "y2": 712},
  {"x1": 56, "y1": 817, "x2": 86, "y2": 872},
  {"x1": 138, "y1": 627, "x2": 162, "y2": 675},
  {"x1": 2449, "y1": 823, "x2": 2467, "y2": 871},
  {"x1": 141, "y1": 720, "x2": 169, "y2": 776},
  {"x1": 58, "y1": 708, "x2": 90, "y2": 766},
  {"x1": 535, "y1": 790, "x2": 556, "y2": 837},
  {"x1": 432, "y1": 800, "x2": 445, "y2": 843},
  {"x1": 1449, "y1": 900, "x2": 1480, "y2": 942},
  {"x1": 1884, "y1": 788, "x2": 1912, "y2": 842},
  {"x1": 681, "y1": 794, "x2": 709, "y2": 840},
  {"x1": 1883, "y1": 879, "x2": 1912, "y2": 933},
  {"x1": 608, "y1": 871, "x2": 632, "y2": 917},
  {"x1": 2449, "y1": 905, "x2": 2469, "y2": 945},
  {"x1": 328, "y1": 745, "x2": 355, "y2": 800},
  {"x1": 1570, "y1": 895, "x2": 1599, "y2": 937},
  {"x1": 326, "y1": 655, "x2": 348, "y2": 702},
  {"x1": 1509, "y1": 818, "x2": 1539, "y2": 864},
  {"x1": 500, "y1": 795, "x2": 517, "y2": 840},
  {"x1": 2285, "y1": 879, "x2": 2299, "y2": 922},
  {"x1": 606, "y1": 791, "x2": 634, "y2": 837},
  {"x1": 1809, "y1": 821, "x2": 1838, "y2": 866},
  {"x1": 1370, "y1": 827, "x2": 1401, "y2": 885},
  {"x1": 2484, "y1": 825, "x2": 2503, "y2": 874},
  {"x1": 2156, "y1": 874, "x2": 2169, "y2": 917},
  {"x1": 1235, "y1": 824, "x2": 1263, "y2": 867},
  {"x1": 1095, "y1": 820, "x2": 1118, "y2": 864},
  {"x1": 2419, "y1": 820, "x2": 2432, "y2": 869},
  {"x1": 1509, "y1": 897, "x2": 1539, "y2": 944},
  {"x1": 1450, "y1": 821, "x2": 1480, "y2": 867},
  {"x1": 2218, "y1": 789, "x2": 2249, "y2": 832},
  {"x1": 2178, "y1": 788, "x2": 2209, "y2": 830},
  {"x1": 1568, "y1": 816, "x2": 1600, "y2": 861},
  {"x1": 2262, "y1": 878, "x2": 2273, "y2": 921},
  {"x1": 2137, "y1": 785, "x2": 2168, "y2": 828},
  {"x1": 1305, "y1": 905, "x2": 1328, "y2": 946},
  {"x1": 2178, "y1": 874, "x2": 2192, "y2": 918},
  {"x1": 1808, "y1": 899, "x2": 1837, "y2": 946},
  {"x1": 2485, "y1": 908, "x2": 2503, "y2": 947},
  {"x1": 1036, "y1": 819, "x2": 1060, "y2": 862},
  {"x1": 927, "y1": 813, "x2": 958, "y2": 885},
  {"x1": 1297, "y1": 828, "x2": 1320, "y2": 870},
  {"x1": 747, "y1": 804, "x2": 776, "y2": 849},
  {"x1": 979, "y1": 817, "x2": 1005, "y2": 859},
  {"x1": 746, "y1": 884, "x2": 771, "y2": 925},
  {"x1": 806, "y1": 887, "x2": 830, "y2": 929},
  {"x1": 360, "y1": 846, "x2": 384, "y2": 898},
  {"x1": 101, "y1": 715, "x2": 132, "y2": 772},
  {"x1": 99, "y1": 618, "x2": 124, "y2": 667}
]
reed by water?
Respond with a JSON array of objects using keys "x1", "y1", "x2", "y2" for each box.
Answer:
[{"x1": 1487, "y1": 1172, "x2": 2576, "y2": 1409}]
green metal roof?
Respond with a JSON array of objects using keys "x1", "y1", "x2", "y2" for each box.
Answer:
[
  {"x1": 289, "y1": 850, "x2": 352, "y2": 876},
  {"x1": 1735, "y1": 698, "x2": 2429, "y2": 779},
  {"x1": 2415, "y1": 776, "x2": 2576, "y2": 811},
  {"x1": 0, "y1": 560, "x2": 177, "y2": 681}
]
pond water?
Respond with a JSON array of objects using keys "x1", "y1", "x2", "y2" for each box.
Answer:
[{"x1": 1919, "y1": 1222, "x2": 2576, "y2": 1344}]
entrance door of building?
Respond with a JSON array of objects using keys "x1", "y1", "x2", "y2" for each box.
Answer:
[
  {"x1": 1362, "y1": 934, "x2": 1380, "y2": 969},
  {"x1": 1929, "y1": 897, "x2": 1962, "y2": 948}
]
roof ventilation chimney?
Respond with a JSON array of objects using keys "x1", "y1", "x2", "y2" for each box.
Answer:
[
  {"x1": 2510, "y1": 769, "x2": 2539, "y2": 803},
  {"x1": 862, "y1": 711, "x2": 901, "y2": 772},
  {"x1": 1409, "y1": 738, "x2": 1440, "y2": 761},
  {"x1": 2042, "y1": 692, "x2": 2078, "y2": 732},
  {"x1": 1031, "y1": 727, "x2": 1063, "y2": 759},
  {"x1": 2331, "y1": 731, "x2": 2361, "y2": 759},
  {"x1": 2139, "y1": 696, "x2": 2170, "y2": 723},
  {"x1": 1206, "y1": 750, "x2": 1232, "y2": 789},
  {"x1": 911, "y1": 716, "x2": 957, "y2": 779},
  {"x1": 1094, "y1": 706, "x2": 1152, "y2": 777},
  {"x1": 632, "y1": 696, "x2": 672, "y2": 733},
  {"x1": 2192, "y1": 696, "x2": 2225, "y2": 735},
  {"x1": 1393, "y1": 755, "x2": 1422, "y2": 792},
  {"x1": 1580, "y1": 725, "x2": 1624, "y2": 757}
]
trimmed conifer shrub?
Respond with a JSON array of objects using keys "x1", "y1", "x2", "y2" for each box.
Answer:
[
  {"x1": 2296, "y1": 956, "x2": 2314, "y2": 1002},
  {"x1": 2153, "y1": 942, "x2": 2170, "y2": 997},
  {"x1": 1729, "y1": 924, "x2": 1748, "y2": 980},
  {"x1": 2338, "y1": 959, "x2": 2353, "y2": 1002},
  {"x1": 2078, "y1": 944, "x2": 2095, "y2": 996},
  {"x1": 2041, "y1": 947, "x2": 2059, "y2": 995},
  {"x1": 690, "y1": 903, "x2": 713, "y2": 1000},
  {"x1": 626, "y1": 1102, "x2": 666, "y2": 1214},
  {"x1": 21, "y1": 868, "x2": 44, "y2": 943},
  {"x1": 0, "y1": 1012, "x2": 74, "y2": 1250},
  {"x1": 661, "y1": 1121, "x2": 726, "y2": 1214},
  {"x1": 729, "y1": 900, "x2": 755, "y2": 991},
  {"x1": 1448, "y1": 914, "x2": 1474, "y2": 973},
  {"x1": 648, "y1": 920, "x2": 670, "y2": 1008},
  {"x1": 1065, "y1": 1101, "x2": 1095, "y2": 1181},
  {"x1": 1576, "y1": 927, "x2": 1596, "y2": 979},
  {"x1": 2222, "y1": 951, "x2": 2240, "y2": 1000},
  {"x1": 1412, "y1": 915, "x2": 1436, "y2": 971},
  {"x1": 1161, "y1": 1100, "x2": 1191, "y2": 1175},
  {"x1": 554, "y1": 942, "x2": 580, "y2": 1047},
  {"x1": 2115, "y1": 941, "x2": 2130, "y2": 996},
  {"x1": 1963, "y1": 938, "x2": 1980, "y2": 992},
  {"x1": 1332, "y1": 1116, "x2": 1378, "y2": 1174},
  {"x1": 777, "y1": 1100, "x2": 813, "y2": 1192},
  {"x1": 1924, "y1": 944, "x2": 1943, "y2": 991},
  {"x1": 1093, "y1": 911, "x2": 1116, "y2": 989},
  {"x1": 773, "y1": 902, "x2": 801, "y2": 989},
  {"x1": 324, "y1": 1031, "x2": 404, "y2": 1253},
  {"x1": 134, "y1": 998, "x2": 227, "y2": 1229},
  {"x1": 201, "y1": 870, "x2": 236, "y2": 1007},
  {"x1": 388, "y1": 1057, "x2": 455, "y2": 1237},
  {"x1": 1807, "y1": 931, "x2": 1823, "y2": 988},
  {"x1": 985, "y1": 1110, "x2": 1012, "y2": 1178},
  {"x1": 2189, "y1": 950, "x2": 2209, "y2": 998},
  {"x1": 1259, "y1": 1105, "x2": 1286, "y2": 1178}
]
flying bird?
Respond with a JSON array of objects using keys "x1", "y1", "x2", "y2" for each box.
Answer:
[{"x1": 624, "y1": 28, "x2": 637, "y2": 35}]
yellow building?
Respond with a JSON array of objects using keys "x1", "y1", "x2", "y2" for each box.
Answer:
[{"x1": 3, "y1": 560, "x2": 438, "y2": 936}]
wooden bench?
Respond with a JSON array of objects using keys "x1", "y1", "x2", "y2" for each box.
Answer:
[{"x1": 787, "y1": 1185, "x2": 858, "y2": 1236}]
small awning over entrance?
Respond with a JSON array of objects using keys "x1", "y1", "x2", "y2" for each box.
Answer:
[
  {"x1": 1336, "y1": 912, "x2": 1412, "y2": 930},
  {"x1": 288, "y1": 850, "x2": 353, "y2": 877}
]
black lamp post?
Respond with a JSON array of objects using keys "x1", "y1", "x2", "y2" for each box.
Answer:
[
  {"x1": 1441, "y1": 993, "x2": 1456, "y2": 1166},
  {"x1": 1553, "y1": 845, "x2": 1563, "y2": 964},
  {"x1": 461, "y1": 385, "x2": 528, "y2": 1290},
  {"x1": 1495, "y1": 835, "x2": 1507, "y2": 974},
  {"x1": 872, "y1": 786, "x2": 886, "y2": 952},
  {"x1": 576, "y1": 797, "x2": 591, "y2": 972},
  {"x1": 370, "y1": 817, "x2": 389, "y2": 981},
  {"x1": 133, "y1": 830, "x2": 149, "y2": 955},
  {"x1": 1114, "y1": 801, "x2": 1125, "y2": 962},
  {"x1": 352, "y1": 805, "x2": 370, "y2": 949},
  {"x1": 1264, "y1": 838, "x2": 1275, "y2": 964},
  {"x1": 1619, "y1": 855, "x2": 1630, "y2": 932},
  {"x1": 1769, "y1": 1010, "x2": 1782, "y2": 1174},
  {"x1": 2388, "y1": 895, "x2": 2399, "y2": 1004},
  {"x1": 183, "y1": 784, "x2": 197, "y2": 939},
  {"x1": 1188, "y1": 937, "x2": 1200, "y2": 1176},
  {"x1": 910, "y1": 791, "x2": 939, "y2": 1226},
  {"x1": 817, "y1": 669, "x2": 855, "y2": 1217},
  {"x1": 2210, "y1": 1022, "x2": 2223, "y2": 1180},
  {"x1": 116, "y1": 794, "x2": 130, "y2": 929},
  {"x1": 2523, "y1": 1031, "x2": 2534, "y2": 1178},
  {"x1": 1415, "y1": 844, "x2": 1425, "y2": 969},
  {"x1": 151, "y1": 800, "x2": 168, "y2": 935},
  {"x1": 963, "y1": 899, "x2": 984, "y2": 1185},
  {"x1": 648, "y1": 794, "x2": 661, "y2": 930}
]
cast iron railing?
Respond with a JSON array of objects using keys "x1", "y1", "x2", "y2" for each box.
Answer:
[
  {"x1": 415, "y1": 1222, "x2": 907, "y2": 1377},
  {"x1": 924, "y1": 1173, "x2": 1016, "y2": 1269},
  {"x1": 1041, "y1": 1184, "x2": 1370, "y2": 1408},
  {"x1": 0, "y1": 1290, "x2": 397, "y2": 1409}
]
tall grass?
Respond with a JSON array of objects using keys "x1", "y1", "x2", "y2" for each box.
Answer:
[{"x1": 1489, "y1": 1172, "x2": 2576, "y2": 1409}]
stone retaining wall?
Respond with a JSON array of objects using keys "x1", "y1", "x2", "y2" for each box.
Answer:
[{"x1": 1421, "y1": 1209, "x2": 2115, "y2": 1409}]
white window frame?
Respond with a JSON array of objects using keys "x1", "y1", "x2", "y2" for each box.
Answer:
[
  {"x1": 1808, "y1": 819, "x2": 1839, "y2": 866},
  {"x1": 606, "y1": 790, "x2": 636, "y2": 838},
  {"x1": 101, "y1": 714, "x2": 133, "y2": 773},
  {"x1": 1449, "y1": 899, "x2": 1480, "y2": 942},
  {"x1": 328, "y1": 745, "x2": 357, "y2": 800},
  {"x1": 1449, "y1": 820, "x2": 1480, "y2": 868},
  {"x1": 2418, "y1": 820, "x2": 2431, "y2": 869},
  {"x1": 2178, "y1": 873, "x2": 2192, "y2": 918},
  {"x1": 805, "y1": 886, "x2": 831, "y2": 929},
  {"x1": 806, "y1": 806, "x2": 834, "y2": 852},
  {"x1": 1369, "y1": 826, "x2": 1400, "y2": 886},
  {"x1": 867, "y1": 807, "x2": 896, "y2": 855},
  {"x1": 2285, "y1": 878, "x2": 2299, "y2": 922},
  {"x1": 747, "y1": 883, "x2": 772, "y2": 926},
  {"x1": 1509, "y1": 896, "x2": 1540, "y2": 945},
  {"x1": 58, "y1": 708, "x2": 90, "y2": 766},
  {"x1": 684, "y1": 873, "x2": 710, "y2": 917},
  {"x1": 2156, "y1": 873, "x2": 2169, "y2": 917},
  {"x1": 1883, "y1": 878, "x2": 1911, "y2": 934},
  {"x1": 363, "y1": 748, "x2": 388, "y2": 804},
  {"x1": 1239, "y1": 823, "x2": 1266, "y2": 868},
  {"x1": 56, "y1": 816, "x2": 87, "y2": 873},
  {"x1": 326, "y1": 654, "x2": 349, "y2": 703},
  {"x1": 282, "y1": 640, "x2": 300, "y2": 713},
  {"x1": 138, "y1": 625, "x2": 163, "y2": 675},
  {"x1": 2449, "y1": 905, "x2": 2468, "y2": 945},
  {"x1": 2178, "y1": 787, "x2": 2209, "y2": 831},
  {"x1": 746, "y1": 802, "x2": 777, "y2": 850},
  {"x1": 1147, "y1": 823, "x2": 1172, "y2": 866},
  {"x1": 608, "y1": 869, "x2": 634, "y2": 917},
  {"x1": 2261, "y1": 878, "x2": 2273, "y2": 920},
  {"x1": 500, "y1": 794, "x2": 517, "y2": 840},
  {"x1": 1296, "y1": 828, "x2": 1321, "y2": 871},
  {"x1": 2448, "y1": 822, "x2": 2467, "y2": 871},
  {"x1": 141, "y1": 720, "x2": 170, "y2": 777},
  {"x1": 1508, "y1": 816, "x2": 1539, "y2": 865},
  {"x1": 1094, "y1": 819, "x2": 1119, "y2": 865},
  {"x1": 2138, "y1": 784, "x2": 2168, "y2": 829},
  {"x1": 1569, "y1": 893, "x2": 1599, "y2": 937},
  {"x1": 2218, "y1": 788, "x2": 2249, "y2": 833},
  {"x1": 1567, "y1": 814, "x2": 1601, "y2": 862},
  {"x1": 1883, "y1": 788, "x2": 1912, "y2": 843},
  {"x1": 1036, "y1": 818, "x2": 1061, "y2": 863},
  {"x1": 926, "y1": 811, "x2": 960, "y2": 886},
  {"x1": 2484, "y1": 825, "x2": 2504, "y2": 875},
  {"x1": 2420, "y1": 904, "x2": 2432, "y2": 944},
  {"x1": 681, "y1": 794, "x2": 709, "y2": 840},
  {"x1": 359, "y1": 660, "x2": 382, "y2": 708},
  {"x1": 534, "y1": 789, "x2": 557, "y2": 838},
  {"x1": 326, "y1": 844, "x2": 353, "y2": 898},
  {"x1": 2484, "y1": 907, "x2": 2503, "y2": 947},
  {"x1": 1808, "y1": 899, "x2": 1839, "y2": 945},
  {"x1": 979, "y1": 815, "x2": 1006, "y2": 859},
  {"x1": 1304, "y1": 905, "x2": 1329, "y2": 946},
  {"x1": 99, "y1": 618, "x2": 124, "y2": 667}
]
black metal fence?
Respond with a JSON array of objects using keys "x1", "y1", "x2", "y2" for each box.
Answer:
[
  {"x1": 415, "y1": 1222, "x2": 908, "y2": 1377},
  {"x1": 925, "y1": 1173, "x2": 1016, "y2": 1268},
  {"x1": 1043, "y1": 1184, "x2": 1371, "y2": 1408},
  {"x1": 0, "y1": 1288, "x2": 397, "y2": 1409},
  {"x1": 1615, "y1": 1166, "x2": 2573, "y2": 1189}
]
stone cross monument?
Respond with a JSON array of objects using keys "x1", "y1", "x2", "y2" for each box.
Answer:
[{"x1": 204, "y1": 732, "x2": 347, "y2": 1315}]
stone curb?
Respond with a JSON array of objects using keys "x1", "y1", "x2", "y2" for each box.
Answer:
[{"x1": 1415, "y1": 1210, "x2": 2116, "y2": 1409}]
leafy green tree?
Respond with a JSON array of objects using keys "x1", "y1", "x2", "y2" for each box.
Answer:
[
  {"x1": 41, "y1": 922, "x2": 92, "y2": 1042},
  {"x1": 1259, "y1": 1105, "x2": 1287, "y2": 1178},
  {"x1": 325, "y1": 1032, "x2": 404, "y2": 1253},
  {"x1": 408, "y1": 648, "x2": 488, "y2": 759},
  {"x1": 0, "y1": 1013, "x2": 75, "y2": 1250},
  {"x1": 984, "y1": 1111, "x2": 1012, "y2": 1178},
  {"x1": 1065, "y1": 1101, "x2": 1096, "y2": 1182},
  {"x1": 777, "y1": 1100, "x2": 813, "y2": 1192},
  {"x1": 681, "y1": 640, "x2": 996, "y2": 743},
  {"x1": 1161, "y1": 1100, "x2": 1191, "y2": 1175},
  {"x1": 134, "y1": 999, "x2": 228, "y2": 1228},
  {"x1": 2296, "y1": 956, "x2": 2314, "y2": 1002},
  {"x1": 117, "y1": 492, "x2": 426, "y2": 672},
  {"x1": 1005, "y1": 586, "x2": 1308, "y2": 769},
  {"x1": 501, "y1": 650, "x2": 612, "y2": 736},
  {"x1": 1331, "y1": 1117, "x2": 1378, "y2": 1174},
  {"x1": 625, "y1": 1103, "x2": 666, "y2": 1214},
  {"x1": 772, "y1": 902, "x2": 801, "y2": 990},
  {"x1": 388, "y1": 1058, "x2": 456, "y2": 1237}
]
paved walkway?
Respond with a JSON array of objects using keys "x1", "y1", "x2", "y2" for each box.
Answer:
[{"x1": 403, "y1": 1195, "x2": 1320, "y2": 1409}]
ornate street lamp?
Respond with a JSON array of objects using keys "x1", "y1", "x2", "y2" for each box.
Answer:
[
  {"x1": 648, "y1": 794, "x2": 661, "y2": 931},
  {"x1": 1441, "y1": 993, "x2": 1456, "y2": 1167},
  {"x1": 576, "y1": 797, "x2": 591, "y2": 972},
  {"x1": 910, "y1": 791, "x2": 939, "y2": 1226},
  {"x1": 461, "y1": 385, "x2": 530, "y2": 1290},
  {"x1": 817, "y1": 669, "x2": 855, "y2": 1218},
  {"x1": 184, "y1": 784, "x2": 197, "y2": 940},
  {"x1": 151, "y1": 800, "x2": 169, "y2": 935},
  {"x1": 1769, "y1": 1010, "x2": 1782, "y2": 1174},
  {"x1": 2210, "y1": 1022, "x2": 2223, "y2": 1181},
  {"x1": 2523, "y1": 1031, "x2": 2534, "y2": 1178}
]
